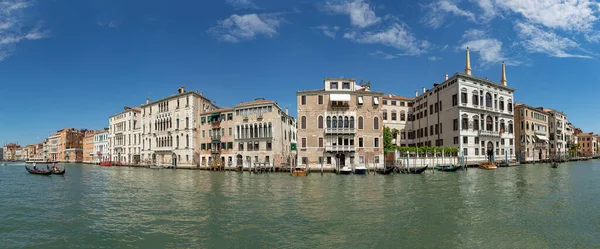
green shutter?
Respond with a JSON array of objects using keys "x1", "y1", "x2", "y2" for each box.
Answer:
[{"x1": 291, "y1": 143, "x2": 297, "y2": 151}]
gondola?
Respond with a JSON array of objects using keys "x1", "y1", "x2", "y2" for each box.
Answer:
[
  {"x1": 376, "y1": 166, "x2": 395, "y2": 175},
  {"x1": 399, "y1": 165, "x2": 428, "y2": 174},
  {"x1": 51, "y1": 167, "x2": 65, "y2": 175},
  {"x1": 434, "y1": 165, "x2": 461, "y2": 172},
  {"x1": 25, "y1": 166, "x2": 52, "y2": 175}
]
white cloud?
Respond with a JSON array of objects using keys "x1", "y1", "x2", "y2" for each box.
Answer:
[
  {"x1": 370, "y1": 50, "x2": 399, "y2": 59},
  {"x1": 462, "y1": 29, "x2": 487, "y2": 40},
  {"x1": 428, "y1": 56, "x2": 441, "y2": 61},
  {"x1": 323, "y1": 0, "x2": 381, "y2": 28},
  {"x1": 225, "y1": 0, "x2": 259, "y2": 9},
  {"x1": 344, "y1": 23, "x2": 430, "y2": 56},
  {"x1": 208, "y1": 13, "x2": 283, "y2": 43},
  {"x1": 497, "y1": 0, "x2": 599, "y2": 32},
  {"x1": 316, "y1": 25, "x2": 340, "y2": 39},
  {"x1": 461, "y1": 39, "x2": 506, "y2": 65},
  {"x1": 422, "y1": 0, "x2": 477, "y2": 28},
  {"x1": 0, "y1": 1, "x2": 48, "y2": 61},
  {"x1": 514, "y1": 22, "x2": 592, "y2": 58},
  {"x1": 97, "y1": 20, "x2": 120, "y2": 28}
]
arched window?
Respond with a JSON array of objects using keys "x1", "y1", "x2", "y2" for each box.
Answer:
[
  {"x1": 500, "y1": 120, "x2": 506, "y2": 133},
  {"x1": 301, "y1": 116, "x2": 306, "y2": 129},
  {"x1": 462, "y1": 116, "x2": 469, "y2": 130},
  {"x1": 358, "y1": 116, "x2": 364, "y2": 129},
  {"x1": 383, "y1": 111, "x2": 388, "y2": 120},
  {"x1": 499, "y1": 97, "x2": 505, "y2": 111},
  {"x1": 332, "y1": 116, "x2": 337, "y2": 129},
  {"x1": 400, "y1": 111, "x2": 406, "y2": 121},
  {"x1": 318, "y1": 116, "x2": 323, "y2": 129},
  {"x1": 508, "y1": 121, "x2": 513, "y2": 133},
  {"x1": 526, "y1": 121, "x2": 529, "y2": 130},
  {"x1": 338, "y1": 116, "x2": 343, "y2": 128},
  {"x1": 176, "y1": 135, "x2": 179, "y2": 148},
  {"x1": 326, "y1": 116, "x2": 331, "y2": 128},
  {"x1": 508, "y1": 101, "x2": 513, "y2": 112},
  {"x1": 186, "y1": 117, "x2": 189, "y2": 128},
  {"x1": 374, "y1": 117, "x2": 379, "y2": 130},
  {"x1": 350, "y1": 117, "x2": 355, "y2": 128},
  {"x1": 473, "y1": 116, "x2": 479, "y2": 130},
  {"x1": 486, "y1": 116, "x2": 493, "y2": 131},
  {"x1": 186, "y1": 134, "x2": 189, "y2": 148},
  {"x1": 486, "y1": 93, "x2": 492, "y2": 108},
  {"x1": 344, "y1": 116, "x2": 349, "y2": 128},
  {"x1": 472, "y1": 91, "x2": 479, "y2": 105}
]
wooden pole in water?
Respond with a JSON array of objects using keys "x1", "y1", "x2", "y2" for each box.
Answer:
[{"x1": 321, "y1": 159, "x2": 323, "y2": 176}]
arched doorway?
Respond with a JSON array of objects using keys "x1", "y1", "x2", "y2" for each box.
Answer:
[
  {"x1": 236, "y1": 155, "x2": 243, "y2": 166},
  {"x1": 337, "y1": 153, "x2": 346, "y2": 167},
  {"x1": 152, "y1": 154, "x2": 156, "y2": 164},
  {"x1": 172, "y1": 153, "x2": 177, "y2": 166},
  {"x1": 486, "y1": 141, "x2": 494, "y2": 162}
]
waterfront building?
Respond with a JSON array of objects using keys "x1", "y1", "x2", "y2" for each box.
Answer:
[
  {"x1": 514, "y1": 103, "x2": 550, "y2": 161},
  {"x1": 83, "y1": 130, "x2": 96, "y2": 163},
  {"x1": 35, "y1": 142, "x2": 44, "y2": 159},
  {"x1": 51, "y1": 128, "x2": 85, "y2": 162},
  {"x1": 0, "y1": 147, "x2": 3, "y2": 161},
  {"x1": 94, "y1": 128, "x2": 110, "y2": 163},
  {"x1": 109, "y1": 106, "x2": 141, "y2": 164},
  {"x1": 297, "y1": 78, "x2": 384, "y2": 170},
  {"x1": 15, "y1": 147, "x2": 23, "y2": 161},
  {"x1": 575, "y1": 131, "x2": 597, "y2": 157},
  {"x1": 46, "y1": 134, "x2": 61, "y2": 161},
  {"x1": 411, "y1": 49, "x2": 515, "y2": 162},
  {"x1": 382, "y1": 94, "x2": 414, "y2": 146},
  {"x1": 3, "y1": 143, "x2": 21, "y2": 161},
  {"x1": 24, "y1": 144, "x2": 37, "y2": 160},
  {"x1": 543, "y1": 108, "x2": 573, "y2": 157},
  {"x1": 198, "y1": 108, "x2": 236, "y2": 168},
  {"x1": 140, "y1": 86, "x2": 218, "y2": 167}
]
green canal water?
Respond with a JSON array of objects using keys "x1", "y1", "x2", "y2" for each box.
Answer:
[{"x1": 1, "y1": 161, "x2": 600, "y2": 248}]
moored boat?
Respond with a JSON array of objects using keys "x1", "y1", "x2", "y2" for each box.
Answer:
[
  {"x1": 399, "y1": 165, "x2": 428, "y2": 174},
  {"x1": 292, "y1": 166, "x2": 307, "y2": 176},
  {"x1": 99, "y1": 161, "x2": 112, "y2": 167},
  {"x1": 149, "y1": 165, "x2": 164, "y2": 169},
  {"x1": 551, "y1": 162, "x2": 558, "y2": 168},
  {"x1": 478, "y1": 162, "x2": 497, "y2": 170},
  {"x1": 434, "y1": 165, "x2": 461, "y2": 172},
  {"x1": 339, "y1": 166, "x2": 352, "y2": 175},
  {"x1": 376, "y1": 166, "x2": 395, "y2": 175},
  {"x1": 25, "y1": 166, "x2": 52, "y2": 175},
  {"x1": 354, "y1": 165, "x2": 367, "y2": 175}
]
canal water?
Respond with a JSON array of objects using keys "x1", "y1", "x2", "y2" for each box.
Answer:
[{"x1": 1, "y1": 161, "x2": 600, "y2": 248}]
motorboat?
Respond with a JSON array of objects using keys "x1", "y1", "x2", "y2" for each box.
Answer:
[
  {"x1": 339, "y1": 166, "x2": 352, "y2": 175},
  {"x1": 353, "y1": 165, "x2": 367, "y2": 174},
  {"x1": 292, "y1": 166, "x2": 307, "y2": 176}
]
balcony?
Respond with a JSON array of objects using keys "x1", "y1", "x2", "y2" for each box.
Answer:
[
  {"x1": 534, "y1": 130, "x2": 546, "y2": 135},
  {"x1": 211, "y1": 121, "x2": 220, "y2": 128},
  {"x1": 534, "y1": 142, "x2": 548, "y2": 149},
  {"x1": 330, "y1": 102, "x2": 350, "y2": 109},
  {"x1": 211, "y1": 135, "x2": 221, "y2": 142},
  {"x1": 478, "y1": 130, "x2": 500, "y2": 137},
  {"x1": 325, "y1": 145, "x2": 356, "y2": 152},
  {"x1": 325, "y1": 127, "x2": 356, "y2": 134}
]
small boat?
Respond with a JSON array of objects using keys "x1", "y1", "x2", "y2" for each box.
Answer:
[
  {"x1": 99, "y1": 161, "x2": 112, "y2": 167},
  {"x1": 435, "y1": 165, "x2": 462, "y2": 172},
  {"x1": 376, "y1": 166, "x2": 395, "y2": 175},
  {"x1": 1, "y1": 162, "x2": 6, "y2": 166},
  {"x1": 551, "y1": 162, "x2": 558, "y2": 168},
  {"x1": 399, "y1": 165, "x2": 428, "y2": 174},
  {"x1": 478, "y1": 162, "x2": 497, "y2": 170},
  {"x1": 25, "y1": 166, "x2": 52, "y2": 175},
  {"x1": 149, "y1": 165, "x2": 164, "y2": 169},
  {"x1": 354, "y1": 165, "x2": 367, "y2": 175},
  {"x1": 339, "y1": 166, "x2": 352, "y2": 175},
  {"x1": 292, "y1": 166, "x2": 307, "y2": 176}
]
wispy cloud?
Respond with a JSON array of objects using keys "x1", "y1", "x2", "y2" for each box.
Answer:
[
  {"x1": 96, "y1": 20, "x2": 120, "y2": 28},
  {"x1": 344, "y1": 23, "x2": 430, "y2": 56},
  {"x1": 514, "y1": 22, "x2": 592, "y2": 58},
  {"x1": 370, "y1": 50, "x2": 399, "y2": 59},
  {"x1": 428, "y1": 56, "x2": 441, "y2": 61},
  {"x1": 315, "y1": 25, "x2": 340, "y2": 38},
  {"x1": 208, "y1": 13, "x2": 283, "y2": 43},
  {"x1": 422, "y1": 0, "x2": 476, "y2": 28},
  {"x1": 0, "y1": 1, "x2": 49, "y2": 61},
  {"x1": 459, "y1": 29, "x2": 517, "y2": 66},
  {"x1": 322, "y1": 0, "x2": 381, "y2": 28},
  {"x1": 497, "y1": 0, "x2": 599, "y2": 32},
  {"x1": 225, "y1": 0, "x2": 259, "y2": 9}
]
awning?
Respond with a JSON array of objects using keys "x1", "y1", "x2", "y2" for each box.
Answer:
[
  {"x1": 211, "y1": 113, "x2": 220, "y2": 118},
  {"x1": 374, "y1": 97, "x2": 379, "y2": 105},
  {"x1": 330, "y1": 94, "x2": 351, "y2": 101},
  {"x1": 526, "y1": 135, "x2": 530, "y2": 143},
  {"x1": 358, "y1": 96, "x2": 364, "y2": 104},
  {"x1": 536, "y1": 135, "x2": 549, "y2": 141}
]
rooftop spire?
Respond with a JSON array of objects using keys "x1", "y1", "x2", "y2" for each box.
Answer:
[
  {"x1": 465, "y1": 47, "x2": 472, "y2": 75},
  {"x1": 501, "y1": 61, "x2": 507, "y2": 86}
]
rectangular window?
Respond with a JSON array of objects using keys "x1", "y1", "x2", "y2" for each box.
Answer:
[
  {"x1": 302, "y1": 157, "x2": 308, "y2": 165},
  {"x1": 359, "y1": 138, "x2": 364, "y2": 148},
  {"x1": 383, "y1": 100, "x2": 388, "y2": 105},
  {"x1": 452, "y1": 94, "x2": 458, "y2": 106},
  {"x1": 430, "y1": 125, "x2": 434, "y2": 136},
  {"x1": 463, "y1": 136, "x2": 468, "y2": 144},
  {"x1": 435, "y1": 124, "x2": 439, "y2": 134},
  {"x1": 424, "y1": 127, "x2": 428, "y2": 137},
  {"x1": 318, "y1": 157, "x2": 323, "y2": 164},
  {"x1": 475, "y1": 148, "x2": 479, "y2": 155},
  {"x1": 330, "y1": 82, "x2": 338, "y2": 89},
  {"x1": 375, "y1": 156, "x2": 380, "y2": 164},
  {"x1": 301, "y1": 95, "x2": 306, "y2": 105},
  {"x1": 327, "y1": 157, "x2": 332, "y2": 164},
  {"x1": 475, "y1": 137, "x2": 479, "y2": 144},
  {"x1": 318, "y1": 95, "x2": 323, "y2": 105},
  {"x1": 463, "y1": 148, "x2": 468, "y2": 156},
  {"x1": 318, "y1": 137, "x2": 323, "y2": 148},
  {"x1": 342, "y1": 82, "x2": 350, "y2": 89},
  {"x1": 391, "y1": 112, "x2": 397, "y2": 121},
  {"x1": 461, "y1": 92, "x2": 468, "y2": 104},
  {"x1": 453, "y1": 119, "x2": 458, "y2": 131},
  {"x1": 454, "y1": 136, "x2": 459, "y2": 144},
  {"x1": 430, "y1": 105, "x2": 433, "y2": 115},
  {"x1": 374, "y1": 137, "x2": 380, "y2": 148},
  {"x1": 391, "y1": 101, "x2": 396, "y2": 105}
]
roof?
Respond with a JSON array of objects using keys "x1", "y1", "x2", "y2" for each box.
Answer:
[
  {"x1": 514, "y1": 103, "x2": 546, "y2": 112},
  {"x1": 234, "y1": 99, "x2": 275, "y2": 108},
  {"x1": 140, "y1": 90, "x2": 214, "y2": 108},
  {"x1": 110, "y1": 106, "x2": 141, "y2": 118},
  {"x1": 455, "y1": 72, "x2": 516, "y2": 91},
  {"x1": 201, "y1": 107, "x2": 234, "y2": 115},
  {"x1": 383, "y1": 94, "x2": 413, "y2": 101}
]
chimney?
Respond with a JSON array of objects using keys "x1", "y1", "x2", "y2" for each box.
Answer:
[
  {"x1": 445, "y1": 73, "x2": 448, "y2": 80},
  {"x1": 422, "y1": 87, "x2": 426, "y2": 94},
  {"x1": 415, "y1": 90, "x2": 419, "y2": 97},
  {"x1": 501, "y1": 61, "x2": 507, "y2": 86},
  {"x1": 465, "y1": 47, "x2": 472, "y2": 75},
  {"x1": 178, "y1": 86, "x2": 185, "y2": 93},
  {"x1": 285, "y1": 108, "x2": 289, "y2": 115},
  {"x1": 199, "y1": 91, "x2": 203, "y2": 96},
  {"x1": 146, "y1": 98, "x2": 150, "y2": 104}
]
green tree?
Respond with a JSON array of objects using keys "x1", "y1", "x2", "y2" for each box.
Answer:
[{"x1": 383, "y1": 126, "x2": 394, "y2": 152}]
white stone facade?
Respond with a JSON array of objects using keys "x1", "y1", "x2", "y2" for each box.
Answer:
[
  {"x1": 140, "y1": 87, "x2": 217, "y2": 168},
  {"x1": 411, "y1": 72, "x2": 516, "y2": 162},
  {"x1": 94, "y1": 130, "x2": 110, "y2": 163},
  {"x1": 546, "y1": 109, "x2": 571, "y2": 156},
  {"x1": 382, "y1": 94, "x2": 414, "y2": 146},
  {"x1": 109, "y1": 107, "x2": 141, "y2": 164}
]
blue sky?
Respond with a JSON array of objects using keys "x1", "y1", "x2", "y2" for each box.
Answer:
[{"x1": 2, "y1": 0, "x2": 600, "y2": 146}]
